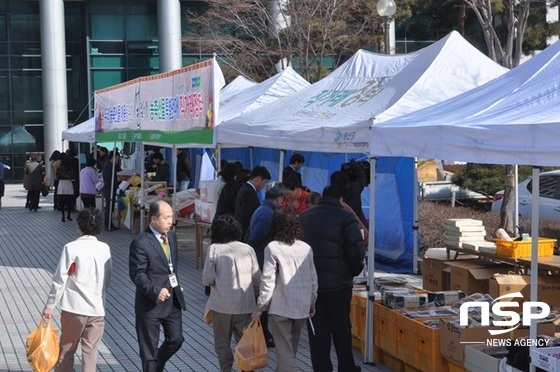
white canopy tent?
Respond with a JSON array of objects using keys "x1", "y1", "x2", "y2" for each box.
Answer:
[
  {"x1": 370, "y1": 39, "x2": 560, "y2": 165},
  {"x1": 218, "y1": 66, "x2": 310, "y2": 125},
  {"x1": 61, "y1": 117, "x2": 95, "y2": 143},
  {"x1": 370, "y1": 38, "x2": 560, "y2": 368},
  {"x1": 219, "y1": 75, "x2": 257, "y2": 105},
  {"x1": 216, "y1": 31, "x2": 507, "y2": 152}
]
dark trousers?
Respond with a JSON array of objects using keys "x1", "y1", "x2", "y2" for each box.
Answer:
[
  {"x1": 103, "y1": 190, "x2": 114, "y2": 229},
  {"x1": 81, "y1": 196, "x2": 96, "y2": 209},
  {"x1": 136, "y1": 306, "x2": 184, "y2": 372},
  {"x1": 28, "y1": 190, "x2": 40, "y2": 211},
  {"x1": 307, "y1": 287, "x2": 356, "y2": 372}
]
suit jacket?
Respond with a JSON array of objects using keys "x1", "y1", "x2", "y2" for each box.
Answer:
[
  {"x1": 129, "y1": 229, "x2": 186, "y2": 318},
  {"x1": 283, "y1": 166, "x2": 303, "y2": 188},
  {"x1": 235, "y1": 182, "x2": 260, "y2": 238}
]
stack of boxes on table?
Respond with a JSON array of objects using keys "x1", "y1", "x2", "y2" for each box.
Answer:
[
  {"x1": 175, "y1": 180, "x2": 216, "y2": 222},
  {"x1": 443, "y1": 218, "x2": 496, "y2": 253},
  {"x1": 350, "y1": 218, "x2": 560, "y2": 371}
]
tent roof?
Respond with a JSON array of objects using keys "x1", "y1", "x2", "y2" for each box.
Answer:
[
  {"x1": 62, "y1": 118, "x2": 95, "y2": 143},
  {"x1": 218, "y1": 66, "x2": 310, "y2": 124},
  {"x1": 215, "y1": 31, "x2": 507, "y2": 153},
  {"x1": 370, "y1": 39, "x2": 560, "y2": 166},
  {"x1": 220, "y1": 75, "x2": 257, "y2": 105}
]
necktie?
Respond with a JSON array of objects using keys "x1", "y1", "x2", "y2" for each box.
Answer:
[{"x1": 161, "y1": 233, "x2": 170, "y2": 260}]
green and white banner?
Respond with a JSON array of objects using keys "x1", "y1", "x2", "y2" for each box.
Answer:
[{"x1": 94, "y1": 59, "x2": 224, "y2": 146}]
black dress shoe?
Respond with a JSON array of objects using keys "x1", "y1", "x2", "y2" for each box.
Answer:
[
  {"x1": 110, "y1": 224, "x2": 120, "y2": 230},
  {"x1": 266, "y1": 337, "x2": 275, "y2": 348}
]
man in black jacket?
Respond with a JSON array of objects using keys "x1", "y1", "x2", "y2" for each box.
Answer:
[
  {"x1": 299, "y1": 184, "x2": 366, "y2": 372},
  {"x1": 282, "y1": 153, "x2": 305, "y2": 189},
  {"x1": 234, "y1": 165, "x2": 271, "y2": 237},
  {"x1": 331, "y1": 161, "x2": 368, "y2": 227}
]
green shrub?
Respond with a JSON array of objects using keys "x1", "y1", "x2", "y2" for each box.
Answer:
[{"x1": 418, "y1": 200, "x2": 560, "y2": 255}]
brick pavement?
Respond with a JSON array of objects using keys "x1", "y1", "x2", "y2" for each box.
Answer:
[{"x1": 0, "y1": 184, "x2": 390, "y2": 371}]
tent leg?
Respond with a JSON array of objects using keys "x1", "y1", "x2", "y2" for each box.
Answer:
[{"x1": 364, "y1": 156, "x2": 376, "y2": 364}]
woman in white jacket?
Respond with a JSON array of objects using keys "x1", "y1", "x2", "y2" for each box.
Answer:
[
  {"x1": 42, "y1": 208, "x2": 112, "y2": 372},
  {"x1": 253, "y1": 206, "x2": 318, "y2": 372}
]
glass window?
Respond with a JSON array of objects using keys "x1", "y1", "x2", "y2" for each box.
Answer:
[
  {"x1": 126, "y1": 14, "x2": 157, "y2": 41},
  {"x1": 91, "y1": 56, "x2": 125, "y2": 68},
  {"x1": 92, "y1": 70, "x2": 125, "y2": 91},
  {"x1": 12, "y1": 111, "x2": 43, "y2": 126},
  {"x1": 11, "y1": 55, "x2": 42, "y2": 69},
  {"x1": 65, "y1": 3, "x2": 84, "y2": 43},
  {"x1": 10, "y1": 7, "x2": 40, "y2": 42},
  {"x1": 91, "y1": 14, "x2": 124, "y2": 40},
  {"x1": 0, "y1": 74, "x2": 8, "y2": 111},
  {"x1": 0, "y1": 14, "x2": 7, "y2": 41},
  {"x1": 11, "y1": 41, "x2": 41, "y2": 55},
  {"x1": 12, "y1": 71, "x2": 42, "y2": 111},
  {"x1": 128, "y1": 55, "x2": 159, "y2": 69},
  {"x1": 90, "y1": 41, "x2": 125, "y2": 55}
]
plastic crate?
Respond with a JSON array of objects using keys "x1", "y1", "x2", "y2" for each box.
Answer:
[
  {"x1": 374, "y1": 302, "x2": 395, "y2": 355},
  {"x1": 495, "y1": 238, "x2": 556, "y2": 258},
  {"x1": 413, "y1": 319, "x2": 447, "y2": 372},
  {"x1": 394, "y1": 312, "x2": 415, "y2": 365}
]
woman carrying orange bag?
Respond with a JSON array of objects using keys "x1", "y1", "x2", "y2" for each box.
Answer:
[
  {"x1": 42, "y1": 208, "x2": 112, "y2": 372},
  {"x1": 252, "y1": 206, "x2": 318, "y2": 372}
]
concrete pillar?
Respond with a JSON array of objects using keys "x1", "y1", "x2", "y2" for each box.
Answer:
[
  {"x1": 40, "y1": 0, "x2": 67, "y2": 177},
  {"x1": 158, "y1": 0, "x2": 182, "y2": 72}
]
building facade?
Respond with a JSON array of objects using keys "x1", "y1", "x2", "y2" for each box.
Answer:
[{"x1": 0, "y1": 0, "x2": 207, "y2": 182}]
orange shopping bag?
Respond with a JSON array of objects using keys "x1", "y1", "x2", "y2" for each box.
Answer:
[
  {"x1": 234, "y1": 319, "x2": 268, "y2": 370},
  {"x1": 26, "y1": 318, "x2": 60, "y2": 372}
]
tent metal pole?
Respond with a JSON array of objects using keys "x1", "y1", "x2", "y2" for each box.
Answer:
[
  {"x1": 529, "y1": 166, "x2": 540, "y2": 369},
  {"x1": 139, "y1": 143, "x2": 146, "y2": 231},
  {"x1": 515, "y1": 165, "x2": 519, "y2": 236},
  {"x1": 107, "y1": 144, "x2": 117, "y2": 231},
  {"x1": 412, "y1": 158, "x2": 419, "y2": 274},
  {"x1": 172, "y1": 145, "x2": 177, "y2": 225},
  {"x1": 279, "y1": 150, "x2": 285, "y2": 181},
  {"x1": 364, "y1": 156, "x2": 376, "y2": 364}
]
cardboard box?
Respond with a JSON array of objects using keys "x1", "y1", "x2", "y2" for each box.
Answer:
[
  {"x1": 439, "y1": 319, "x2": 509, "y2": 365},
  {"x1": 422, "y1": 248, "x2": 478, "y2": 291},
  {"x1": 490, "y1": 274, "x2": 560, "y2": 309},
  {"x1": 194, "y1": 199, "x2": 215, "y2": 222},
  {"x1": 530, "y1": 346, "x2": 560, "y2": 371},
  {"x1": 199, "y1": 180, "x2": 216, "y2": 202},
  {"x1": 446, "y1": 260, "x2": 511, "y2": 295},
  {"x1": 464, "y1": 344, "x2": 507, "y2": 372},
  {"x1": 176, "y1": 199, "x2": 195, "y2": 218}
]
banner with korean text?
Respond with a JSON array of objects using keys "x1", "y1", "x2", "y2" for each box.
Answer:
[{"x1": 94, "y1": 58, "x2": 224, "y2": 146}]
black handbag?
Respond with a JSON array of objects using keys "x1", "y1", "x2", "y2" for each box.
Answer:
[{"x1": 41, "y1": 183, "x2": 49, "y2": 197}]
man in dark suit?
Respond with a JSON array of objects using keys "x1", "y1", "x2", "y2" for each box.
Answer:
[
  {"x1": 234, "y1": 165, "x2": 271, "y2": 237},
  {"x1": 129, "y1": 200, "x2": 186, "y2": 372},
  {"x1": 282, "y1": 153, "x2": 307, "y2": 190}
]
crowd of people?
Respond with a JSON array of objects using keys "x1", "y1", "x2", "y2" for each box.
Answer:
[
  {"x1": 35, "y1": 149, "x2": 369, "y2": 372},
  {"x1": 203, "y1": 153, "x2": 369, "y2": 372}
]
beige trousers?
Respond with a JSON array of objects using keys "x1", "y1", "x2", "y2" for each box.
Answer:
[{"x1": 55, "y1": 311, "x2": 105, "y2": 372}]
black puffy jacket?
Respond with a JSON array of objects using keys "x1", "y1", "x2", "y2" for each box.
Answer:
[{"x1": 299, "y1": 196, "x2": 366, "y2": 292}]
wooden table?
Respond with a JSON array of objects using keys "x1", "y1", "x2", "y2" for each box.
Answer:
[
  {"x1": 518, "y1": 255, "x2": 560, "y2": 273},
  {"x1": 445, "y1": 245, "x2": 524, "y2": 273},
  {"x1": 175, "y1": 217, "x2": 212, "y2": 268}
]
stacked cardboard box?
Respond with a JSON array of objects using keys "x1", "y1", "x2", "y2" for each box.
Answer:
[
  {"x1": 443, "y1": 218, "x2": 488, "y2": 249},
  {"x1": 195, "y1": 180, "x2": 216, "y2": 222}
]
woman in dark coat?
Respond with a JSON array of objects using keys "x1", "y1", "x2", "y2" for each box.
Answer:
[{"x1": 24, "y1": 153, "x2": 44, "y2": 211}]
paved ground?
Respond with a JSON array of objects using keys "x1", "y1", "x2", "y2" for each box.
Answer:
[{"x1": 0, "y1": 184, "x2": 391, "y2": 371}]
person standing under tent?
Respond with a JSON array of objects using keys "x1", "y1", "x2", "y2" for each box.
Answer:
[
  {"x1": 80, "y1": 158, "x2": 99, "y2": 209},
  {"x1": 282, "y1": 153, "x2": 307, "y2": 190},
  {"x1": 202, "y1": 214, "x2": 260, "y2": 372},
  {"x1": 252, "y1": 206, "x2": 318, "y2": 372},
  {"x1": 246, "y1": 181, "x2": 288, "y2": 347},
  {"x1": 176, "y1": 148, "x2": 192, "y2": 191},
  {"x1": 299, "y1": 184, "x2": 366, "y2": 372},
  {"x1": 148, "y1": 152, "x2": 170, "y2": 183},
  {"x1": 102, "y1": 150, "x2": 121, "y2": 231},
  {"x1": 234, "y1": 165, "x2": 271, "y2": 238}
]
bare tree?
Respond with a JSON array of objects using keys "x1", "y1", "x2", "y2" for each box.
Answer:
[
  {"x1": 184, "y1": 0, "x2": 380, "y2": 83},
  {"x1": 464, "y1": 0, "x2": 535, "y2": 235}
]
